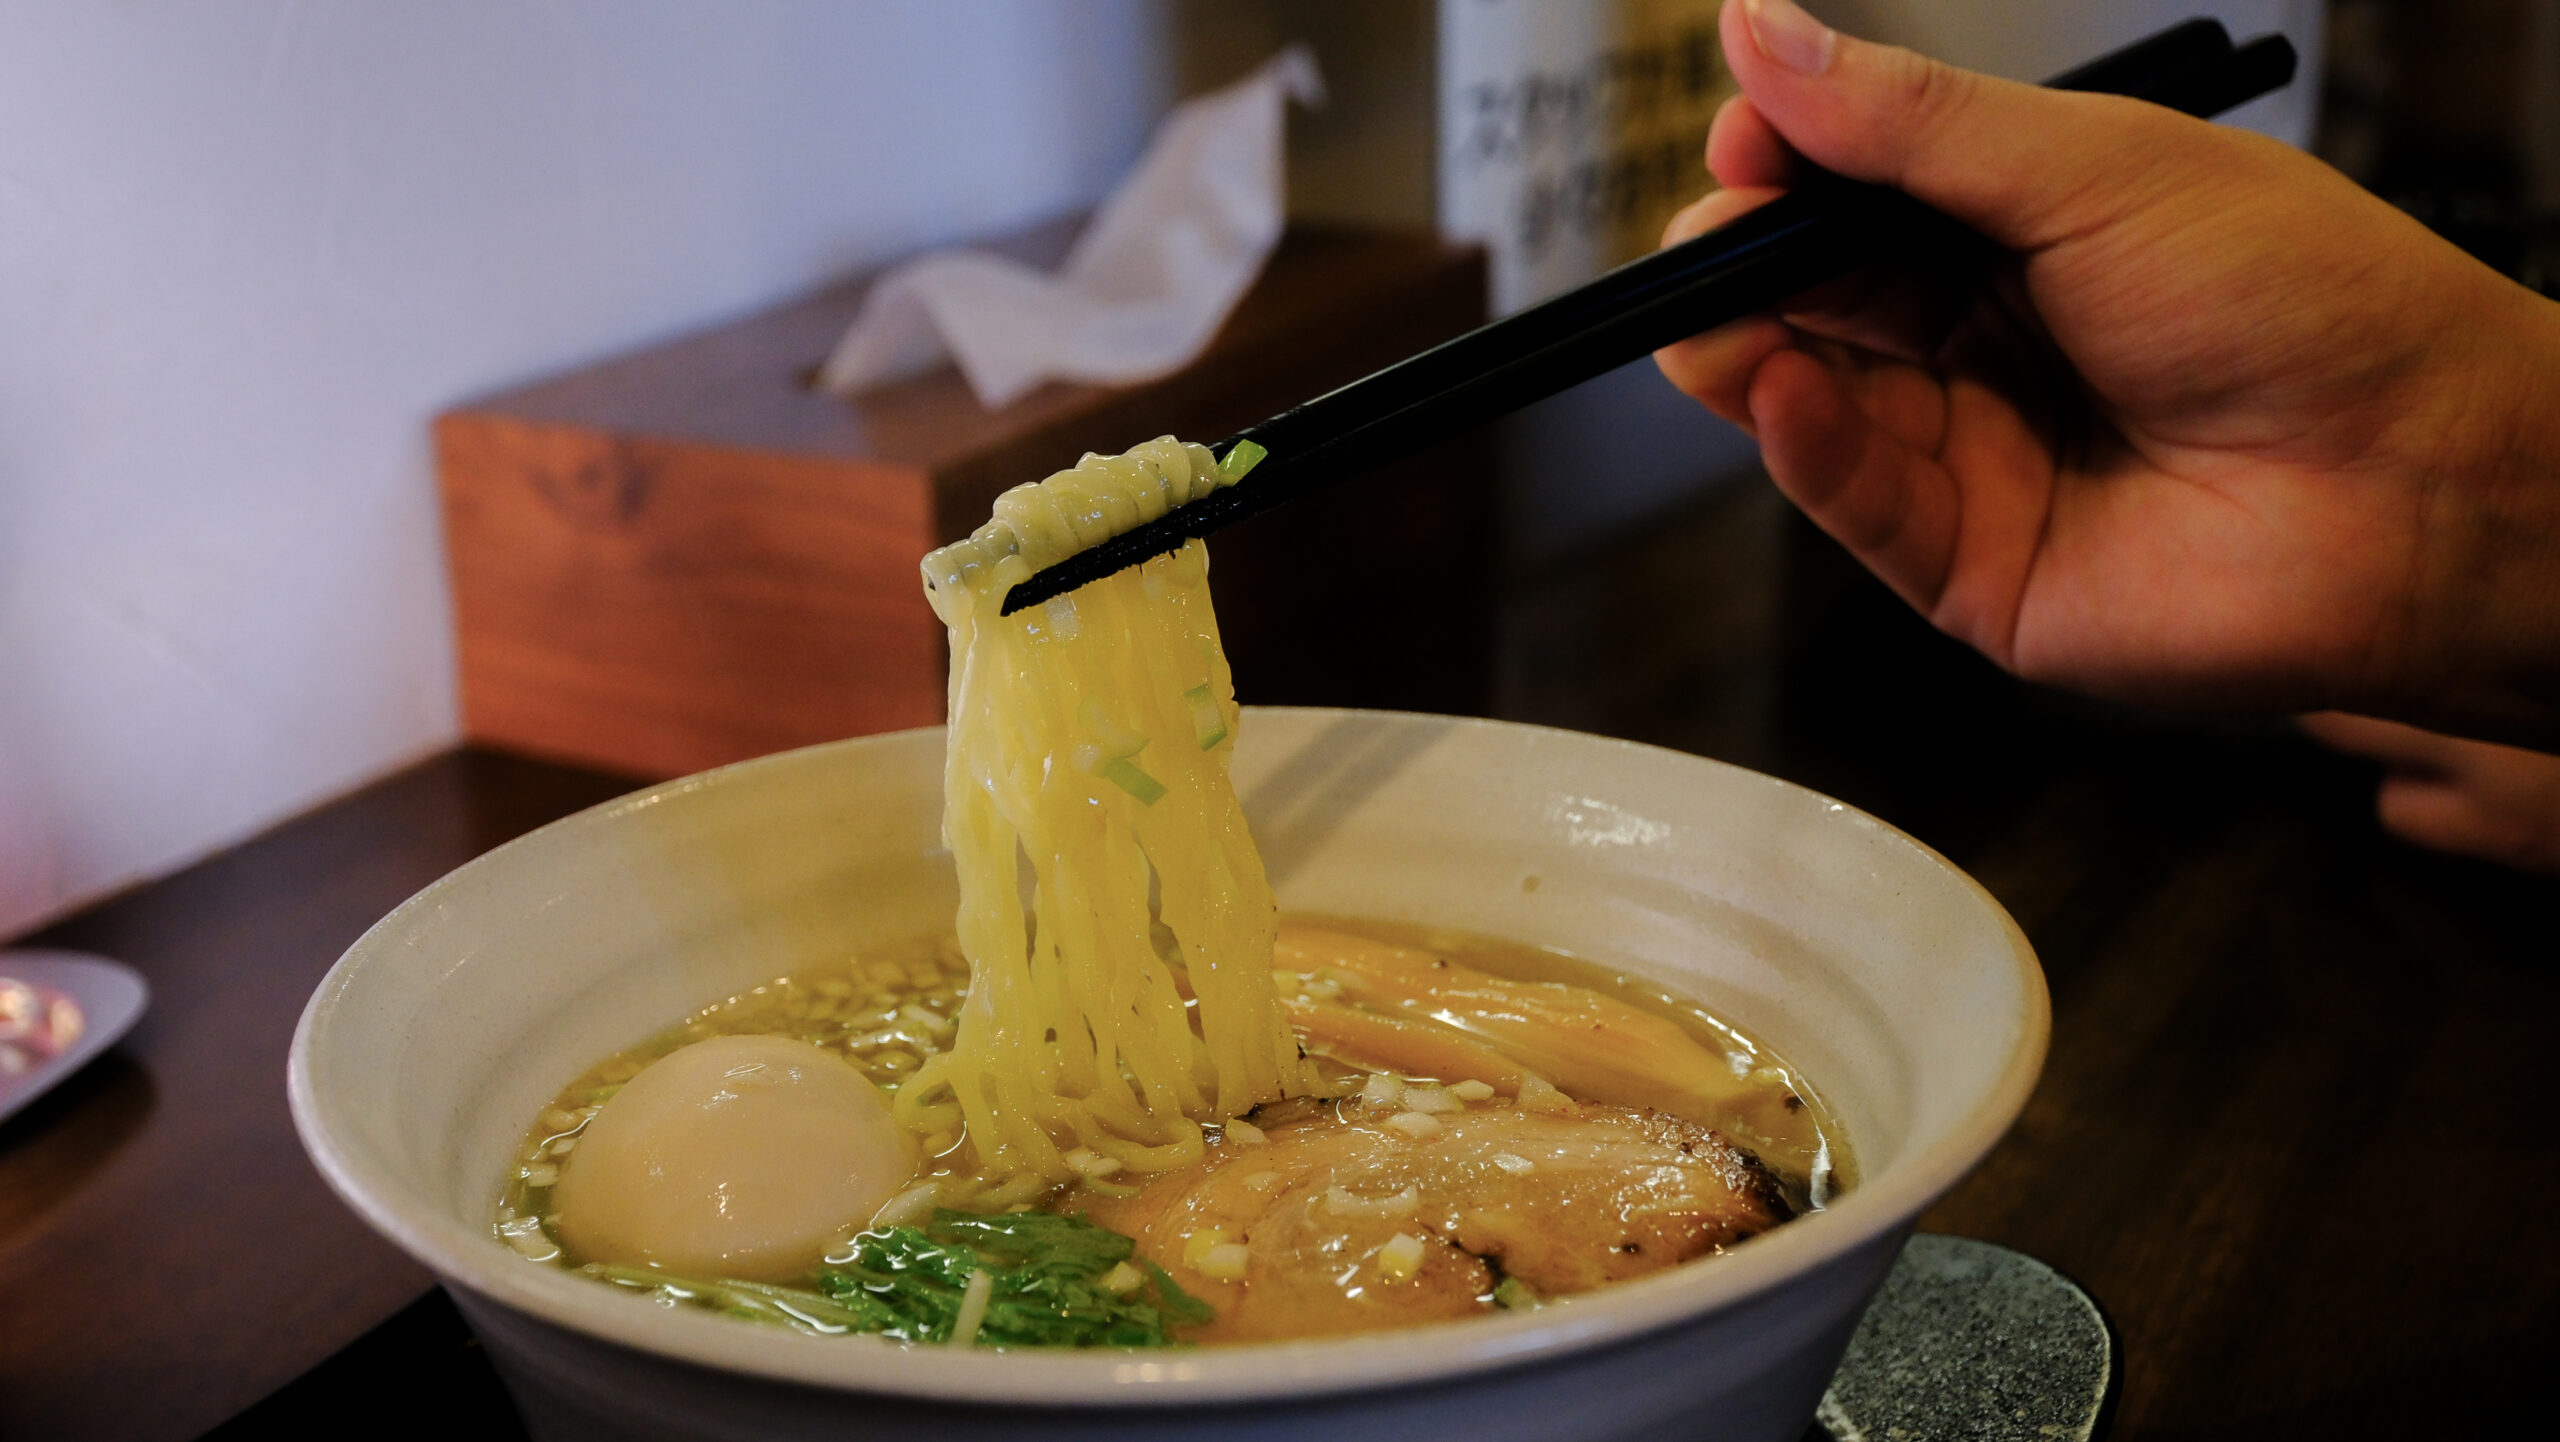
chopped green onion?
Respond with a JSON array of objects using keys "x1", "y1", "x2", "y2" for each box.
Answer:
[
  {"x1": 949, "y1": 1269, "x2": 995, "y2": 1347},
  {"x1": 1492, "y1": 1275, "x2": 1543, "y2": 1311},
  {"x1": 1077, "y1": 697, "x2": 1145, "y2": 755},
  {"x1": 1100, "y1": 755, "x2": 1167, "y2": 805},
  {"x1": 1184, "y1": 684, "x2": 1228, "y2": 750},
  {"x1": 1216, "y1": 439, "x2": 1267, "y2": 483},
  {"x1": 1072, "y1": 697, "x2": 1163, "y2": 799}
]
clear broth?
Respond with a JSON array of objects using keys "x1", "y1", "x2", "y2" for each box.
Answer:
[{"x1": 494, "y1": 918, "x2": 1852, "y2": 1329}]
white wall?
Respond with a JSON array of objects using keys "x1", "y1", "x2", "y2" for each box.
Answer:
[{"x1": 0, "y1": 1, "x2": 1170, "y2": 937}]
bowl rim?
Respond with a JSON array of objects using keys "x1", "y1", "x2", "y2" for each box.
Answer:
[{"x1": 289, "y1": 707, "x2": 2047, "y2": 1406}]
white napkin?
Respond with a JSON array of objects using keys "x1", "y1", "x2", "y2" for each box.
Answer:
[{"x1": 817, "y1": 47, "x2": 1323, "y2": 409}]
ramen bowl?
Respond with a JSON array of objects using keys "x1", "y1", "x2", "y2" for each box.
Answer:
[{"x1": 290, "y1": 708, "x2": 2045, "y2": 1442}]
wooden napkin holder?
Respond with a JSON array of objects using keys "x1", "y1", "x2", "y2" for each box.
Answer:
[{"x1": 437, "y1": 220, "x2": 1492, "y2": 780}]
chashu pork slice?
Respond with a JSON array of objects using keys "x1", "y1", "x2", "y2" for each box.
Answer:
[{"x1": 1077, "y1": 1095, "x2": 1792, "y2": 1343}]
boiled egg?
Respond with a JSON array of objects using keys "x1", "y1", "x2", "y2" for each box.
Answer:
[{"x1": 549, "y1": 1035, "x2": 912, "y2": 1281}]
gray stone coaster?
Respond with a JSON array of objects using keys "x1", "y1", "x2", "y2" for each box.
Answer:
[{"x1": 1812, "y1": 1234, "x2": 2119, "y2": 1442}]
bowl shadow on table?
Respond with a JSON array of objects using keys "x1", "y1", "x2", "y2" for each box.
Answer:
[
  {"x1": 199, "y1": 1287, "x2": 525, "y2": 1442},
  {"x1": 1498, "y1": 472, "x2": 2560, "y2": 1440}
]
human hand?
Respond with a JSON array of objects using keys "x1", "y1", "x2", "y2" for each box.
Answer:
[
  {"x1": 1657, "y1": 0, "x2": 2560, "y2": 748},
  {"x1": 2299, "y1": 713, "x2": 2560, "y2": 874}
]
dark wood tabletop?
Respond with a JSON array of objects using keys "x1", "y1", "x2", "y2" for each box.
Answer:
[
  {"x1": 3, "y1": 477, "x2": 2551, "y2": 1441},
  {"x1": 0, "y1": 753, "x2": 635, "y2": 1442}
]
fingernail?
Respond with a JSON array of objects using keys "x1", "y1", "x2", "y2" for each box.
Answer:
[{"x1": 1746, "y1": 0, "x2": 1838, "y2": 76}]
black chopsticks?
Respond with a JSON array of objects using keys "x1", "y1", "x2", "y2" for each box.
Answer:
[{"x1": 1000, "y1": 18, "x2": 2299, "y2": 616}]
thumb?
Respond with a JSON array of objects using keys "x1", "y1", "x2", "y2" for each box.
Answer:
[{"x1": 1719, "y1": 0, "x2": 2197, "y2": 253}]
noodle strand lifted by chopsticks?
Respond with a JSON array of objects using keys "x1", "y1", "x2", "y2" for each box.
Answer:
[{"x1": 908, "y1": 438, "x2": 1314, "y2": 1184}]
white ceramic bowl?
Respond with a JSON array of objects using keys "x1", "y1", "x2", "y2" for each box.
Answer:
[{"x1": 290, "y1": 709, "x2": 2045, "y2": 1442}]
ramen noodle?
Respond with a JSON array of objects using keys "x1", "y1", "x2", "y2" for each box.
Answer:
[{"x1": 910, "y1": 438, "x2": 1314, "y2": 1184}]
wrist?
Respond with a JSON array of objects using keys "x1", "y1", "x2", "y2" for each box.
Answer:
[{"x1": 2386, "y1": 283, "x2": 2560, "y2": 749}]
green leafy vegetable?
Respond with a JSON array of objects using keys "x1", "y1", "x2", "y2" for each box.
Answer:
[
  {"x1": 815, "y1": 1209, "x2": 1212, "y2": 1347},
  {"x1": 1216, "y1": 439, "x2": 1267, "y2": 483},
  {"x1": 1492, "y1": 1275, "x2": 1543, "y2": 1311},
  {"x1": 587, "y1": 1211, "x2": 1210, "y2": 1348}
]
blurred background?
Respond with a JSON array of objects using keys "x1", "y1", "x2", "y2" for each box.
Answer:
[
  {"x1": 0, "y1": 0, "x2": 2548, "y2": 940},
  {"x1": 7, "y1": 7, "x2": 2558, "y2": 1440}
]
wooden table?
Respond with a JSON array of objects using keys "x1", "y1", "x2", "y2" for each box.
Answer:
[
  {"x1": 0, "y1": 754, "x2": 635, "y2": 1442},
  {"x1": 4, "y1": 480, "x2": 2552, "y2": 1440}
]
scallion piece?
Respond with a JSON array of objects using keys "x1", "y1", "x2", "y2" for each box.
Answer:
[
  {"x1": 1216, "y1": 439, "x2": 1267, "y2": 483},
  {"x1": 1100, "y1": 755, "x2": 1168, "y2": 805},
  {"x1": 1184, "y1": 684, "x2": 1228, "y2": 750},
  {"x1": 1077, "y1": 697, "x2": 1148, "y2": 758}
]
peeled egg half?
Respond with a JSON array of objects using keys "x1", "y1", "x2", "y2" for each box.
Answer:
[{"x1": 550, "y1": 1035, "x2": 912, "y2": 1281}]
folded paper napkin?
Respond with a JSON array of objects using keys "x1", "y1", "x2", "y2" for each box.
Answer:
[{"x1": 817, "y1": 47, "x2": 1323, "y2": 409}]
